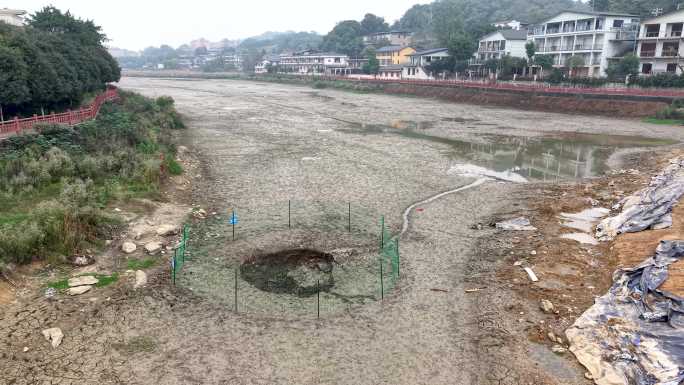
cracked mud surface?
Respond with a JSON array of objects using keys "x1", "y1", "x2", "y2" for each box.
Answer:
[{"x1": 2, "y1": 77, "x2": 683, "y2": 384}]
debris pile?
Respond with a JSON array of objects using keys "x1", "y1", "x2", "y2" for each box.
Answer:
[
  {"x1": 566, "y1": 240, "x2": 684, "y2": 385},
  {"x1": 597, "y1": 158, "x2": 684, "y2": 241}
]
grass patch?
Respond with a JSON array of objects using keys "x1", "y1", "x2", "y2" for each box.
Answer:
[
  {"x1": 47, "y1": 272, "x2": 119, "y2": 290},
  {"x1": 127, "y1": 257, "x2": 157, "y2": 270},
  {"x1": 643, "y1": 117, "x2": 684, "y2": 125},
  {"x1": 112, "y1": 336, "x2": 157, "y2": 355},
  {"x1": 167, "y1": 157, "x2": 183, "y2": 176}
]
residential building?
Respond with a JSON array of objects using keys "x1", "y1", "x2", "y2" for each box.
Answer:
[
  {"x1": 0, "y1": 8, "x2": 25, "y2": 26},
  {"x1": 255, "y1": 55, "x2": 280, "y2": 74},
  {"x1": 493, "y1": 20, "x2": 529, "y2": 31},
  {"x1": 403, "y1": 48, "x2": 450, "y2": 79},
  {"x1": 377, "y1": 65, "x2": 404, "y2": 79},
  {"x1": 527, "y1": 11, "x2": 640, "y2": 77},
  {"x1": 476, "y1": 29, "x2": 528, "y2": 62},
  {"x1": 637, "y1": 9, "x2": 684, "y2": 74},
  {"x1": 348, "y1": 57, "x2": 369, "y2": 74},
  {"x1": 376, "y1": 45, "x2": 416, "y2": 67},
  {"x1": 278, "y1": 51, "x2": 350, "y2": 75},
  {"x1": 363, "y1": 31, "x2": 412, "y2": 47}
]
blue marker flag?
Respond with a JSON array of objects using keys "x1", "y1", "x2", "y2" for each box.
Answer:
[{"x1": 230, "y1": 211, "x2": 239, "y2": 225}]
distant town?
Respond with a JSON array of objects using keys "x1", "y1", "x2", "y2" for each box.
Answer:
[{"x1": 95, "y1": 9, "x2": 684, "y2": 82}]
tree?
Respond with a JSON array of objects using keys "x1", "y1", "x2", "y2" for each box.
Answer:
[
  {"x1": 589, "y1": 0, "x2": 610, "y2": 11},
  {"x1": 0, "y1": 6, "x2": 119, "y2": 117},
  {"x1": 566, "y1": 55, "x2": 586, "y2": 77},
  {"x1": 360, "y1": 14, "x2": 389, "y2": 35},
  {"x1": 525, "y1": 41, "x2": 536, "y2": 62},
  {"x1": 194, "y1": 46, "x2": 208, "y2": 57},
  {"x1": 0, "y1": 45, "x2": 30, "y2": 108},
  {"x1": 362, "y1": 48, "x2": 380, "y2": 75},
  {"x1": 393, "y1": 4, "x2": 433, "y2": 32},
  {"x1": 29, "y1": 6, "x2": 107, "y2": 45},
  {"x1": 320, "y1": 20, "x2": 364, "y2": 56},
  {"x1": 606, "y1": 53, "x2": 639, "y2": 81},
  {"x1": 533, "y1": 54, "x2": 555, "y2": 78}
]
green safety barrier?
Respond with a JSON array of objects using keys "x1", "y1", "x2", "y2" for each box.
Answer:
[
  {"x1": 172, "y1": 224, "x2": 190, "y2": 285},
  {"x1": 379, "y1": 216, "x2": 400, "y2": 299}
]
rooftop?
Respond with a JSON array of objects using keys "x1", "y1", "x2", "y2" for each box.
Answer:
[
  {"x1": 408, "y1": 48, "x2": 450, "y2": 57},
  {"x1": 376, "y1": 45, "x2": 413, "y2": 53},
  {"x1": 0, "y1": 8, "x2": 26, "y2": 15},
  {"x1": 367, "y1": 30, "x2": 411, "y2": 36},
  {"x1": 480, "y1": 29, "x2": 528, "y2": 41}
]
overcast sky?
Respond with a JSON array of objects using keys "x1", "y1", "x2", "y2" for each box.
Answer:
[{"x1": 11, "y1": 0, "x2": 430, "y2": 50}]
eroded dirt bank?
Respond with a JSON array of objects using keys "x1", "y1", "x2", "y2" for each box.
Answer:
[{"x1": 1, "y1": 77, "x2": 683, "y2": 385}]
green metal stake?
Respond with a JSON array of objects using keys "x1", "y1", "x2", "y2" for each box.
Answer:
[
  {"x1": 381, "y1": 216, "x2": 385, "y2": 249},
  {"x1": 234, "y1": 268, "x2": 238, "y2": 313},
  {"x1": 380, "y1": 259, "x2": 384, "y2": 300},
  {"x1": 288, "y1": 200, "x2": 291, "y2": 229},
  {"x1": 397, "y1": 239, "x2": 400, "y2": 278},
  {"x1": 348, "y1": 202, "x2": 351, "y2": 232},
  {"x1": 172, "y1": 251, "x2": 176, "y2": 286},
  {"x1": 232, "y1": 209, "x2": 235, "y2": 241},
  {"x1": 317, "y1": 280, "x2": 320, "y2": 319}
]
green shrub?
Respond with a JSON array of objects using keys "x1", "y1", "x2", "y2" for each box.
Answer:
[
  {"x1": 0, "y1": 91, "x2": 184, "y2": 265},
  {"x1": 167, "y1": 156, "x2": 183, "y2": 176}
]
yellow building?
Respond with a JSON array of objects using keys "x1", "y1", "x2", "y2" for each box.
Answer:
[{"x1": 375, "y1": 45, "x2": 416, "y2": 67}]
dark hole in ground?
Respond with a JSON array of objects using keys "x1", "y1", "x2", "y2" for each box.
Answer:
[{"x1": 240, "y1": 249, "x2": 335, "y2": 297}]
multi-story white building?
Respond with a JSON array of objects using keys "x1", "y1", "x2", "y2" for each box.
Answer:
[
  {"x1": 476, "y1": 29, "x2": 528, "y2": 62},
  {"x1": 637, "y1": 9, "x2": 684, "y2": 74},
  {"x1": 403, "y1": 48, "x2": 450, "y2": 79},
  {"x1": 278, "y1": 51, "x2": 350, "y2": 76},
  {"x1": 527, "y1": 11, "x2": 640, "y2": 77},
  {"x1": 0, "y1": 8, "x2": 26, "y2": 26}
]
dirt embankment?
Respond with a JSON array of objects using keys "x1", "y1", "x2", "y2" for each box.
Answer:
[
  {"x1": 124, "y1": 71, "x2": 672, "y2": 118},
  {"x1": 378, "y1": 83, "x2": 670, "y2": 118}
]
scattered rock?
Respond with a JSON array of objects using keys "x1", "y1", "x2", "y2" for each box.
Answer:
[
  {"x1": 584, "y1": 372, "x2": 594, "y2": 380},
  {"x1": 68, "y1": 285, "x2": 92, "y2": 296},
  {"x1": 68, "y1": 276, "x2": 98, "y2": 287},
  {"x1": 22, "y1": 347, "x2": 29, "y2": 352},
  {"x1": 177, "y1": 145, "x2": 189, "y2": 154},
  {"x1": 42, "y1": 328, "x2": 64, "y2": 348},
  {"x1": 44, "y1": 288, "x2": 57, "y2": 299},
  {"x1": 547, "y1": 332, "x2": 557, "y2": 343},
  {"x1": 156, "y1": 224, "x2": 177, "y2": 237},
  {"x1": 540, "y1": 299, "x2": 555, "y2": 314},
  {"x1": 67, "y1": 254, "x2": 95, "y2": 267},
  {"x1": 144, "y1": 242, "x2": 163, "y2": 255},
  {"x1": 114, "y1": 208, "x2": 122, "y2": 213},
  {"x1": 122, "y1": 242, "x2": 137, "y2": 254},
  {"x1": 192, "y1": 209, "x2": 207, "y2": 219},
  {"x1": 551, "y1": 345, "x2": 567, "y2": 354},
  {"x1": 134, "y1": 270, "x2": 147, "y2": 289}
]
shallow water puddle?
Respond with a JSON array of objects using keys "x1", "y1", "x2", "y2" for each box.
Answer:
[{"x1": 338, "y1": 123, "x2": 677, "y2": 181}]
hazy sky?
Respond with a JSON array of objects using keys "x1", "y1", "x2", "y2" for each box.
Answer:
[{"x1": 11, "y1": 0, "x2": 429, "y2": 50}]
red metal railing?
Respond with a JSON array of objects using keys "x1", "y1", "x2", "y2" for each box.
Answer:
[
  {"x1": 0, "y1": 88, "x2": 119, "y2": 137},
  {"x1": 311, "y1": 76, "x2": 684, "y2": 99}
]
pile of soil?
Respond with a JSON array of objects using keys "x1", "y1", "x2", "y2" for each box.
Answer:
[{"x1": 240, "y1": 249, "x2": 335, "y2": 297}]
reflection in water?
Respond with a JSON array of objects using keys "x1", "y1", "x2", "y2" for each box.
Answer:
[{"x1": 340, "y1": 123, "x2": 675, "y2": 181}]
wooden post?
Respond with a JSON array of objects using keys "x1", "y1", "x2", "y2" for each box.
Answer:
[{"x1": 14, "y1": 117, "x2": 19, "y2": 134}]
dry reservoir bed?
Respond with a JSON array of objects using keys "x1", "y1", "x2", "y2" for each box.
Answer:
[{"x1": 2, "y1": 77, "x2": 683, "y2": 385}]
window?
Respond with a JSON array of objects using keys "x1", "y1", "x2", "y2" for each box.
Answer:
[
  {"x1": 612, "y1": 20, "x2": 624, "y2": 28},
  {"x1": 642, "y1": 63, "x2": 653, "y2": 74},
  {"x1": 667, "y1": 63, "x2": 678, "y2": 73},
  {"x1": 334, "y1": 57, "x2": 340, "y2": 63},
  {"x1": 662, "y1": 42, "x2": 679, "y2": 57}
]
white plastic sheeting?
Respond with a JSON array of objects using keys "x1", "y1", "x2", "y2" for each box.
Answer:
[
  {"x1": 597, "y1": 159, "x2": 684, "y2": 241},
  {"x1": 567, "y1": 241, "x2": 684, "y2": 385}
]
